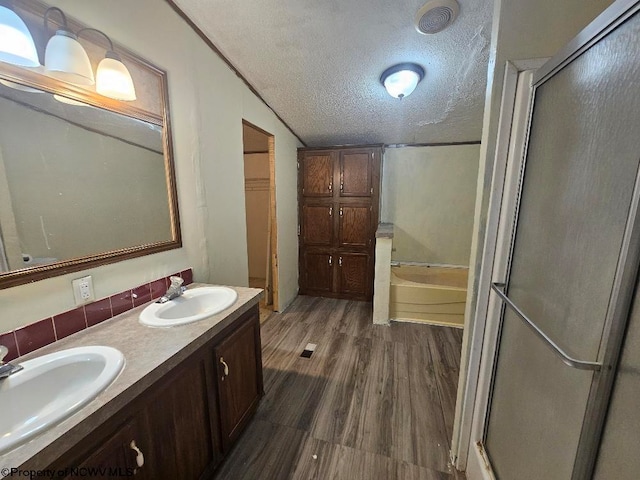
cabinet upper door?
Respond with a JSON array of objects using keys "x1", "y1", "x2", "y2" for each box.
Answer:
[
  {"x1": 301, "y1": 153, "x2": 334, "y2": 197},
  {"x1": 338, "y1": 204, "x2": 372, "y2": 248},
  {"x1": 337, "y1": 253, "x2": 370, "y2": 297},
  {"x1": 301, "y1": 251, "x2": 334, "y2": 293},
  {"x1": 302, "y1": 204, "x2": 334, "y2": 246},
  {"x1": 214, "y1": 315, "x2": 261, "y2": 451},
  {"x1": 340, "y1": 150, "x2": 374, "y2": 197}
]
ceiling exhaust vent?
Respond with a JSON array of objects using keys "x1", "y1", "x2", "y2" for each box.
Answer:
[{"x1": 415, "y1": 0, "x2": 460, "y2": 35}]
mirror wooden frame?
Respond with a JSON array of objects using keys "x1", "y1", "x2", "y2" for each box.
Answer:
[{"x1": 0, "y1": 0, "x2": 181, "y2": 289}]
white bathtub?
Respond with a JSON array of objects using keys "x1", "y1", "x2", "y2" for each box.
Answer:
[{"x1": 389, "y1": 265, "x2": 468, "y2": 327}]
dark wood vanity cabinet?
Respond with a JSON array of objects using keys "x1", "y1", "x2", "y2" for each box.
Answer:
[
  {"x1": 214, "y1": 316, "x2": 262, "y2": 451},
  {"x1": 48, "y1": 306, "x2": 263, "y2": 479},
  {"x1": 298, "y1": 146, "x2": 381, "y2": 301}
]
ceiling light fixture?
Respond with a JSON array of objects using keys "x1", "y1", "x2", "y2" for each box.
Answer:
[
  {"x1": 77, "y1": 28, "x2": 136, "y2": 101},
  {"x1": 43, "y1": 7, "x2": 94, "y2": 86},
  {"x1": 0, "y1": 4, "x2": 40, "y2": 67},
  {"x1": 380, "y1": 63, "x2": 425, "y2": 99}
]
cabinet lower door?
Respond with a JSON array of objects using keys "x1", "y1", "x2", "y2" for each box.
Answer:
[
  {"x1": 64, "y1": 421, "x2": 142, "y2": 479},
  {"x1": 214, "y1": 314, "x2": 261, "y2": 451},
  {"x1": 337, "y1": 253, "x2": 369, "y2": 298},
  {"x1": 301, "y1": 251, "x2": 334, "y2": 293},
  {"x1": 140, "y1": 355, "x2": 220, "y2": 479}
]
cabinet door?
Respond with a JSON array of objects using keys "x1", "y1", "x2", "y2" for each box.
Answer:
[
  {"x1": 338, "y1": 205, "x2": 371, "y2": 248},
  {"x1": 302, "y1": 204, "x2": 334, "y2": 246},
  {"x1": 214, "y1": 313, "x2": 262, "y2": 451},
  {"x1": 140, "y1": 354, "x2": 220, "y2": 479},
  {"x1": 301, "y1": 153, "x2": 334, "y2": 196},
  {"x1": 301, "y1": 251, "x2": 334, "y2": 293},
  {"x1": 64, "y1": 421, "x2": 143, "y2": 479},
  {"x1": 339, "y1": 150, "x2": 373, "y2": 197},
  {"x1": 337, "y1": 253, "x2": 370, "y2": 297}
]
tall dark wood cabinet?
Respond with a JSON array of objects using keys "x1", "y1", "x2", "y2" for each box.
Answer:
[{"x1": 298, "y1": 146, "x2": 381, "y2": 301}]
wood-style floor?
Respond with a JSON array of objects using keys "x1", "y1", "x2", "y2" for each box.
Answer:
[{"x1": 214, "y1": 296, "x2": 466, "y2": 480}]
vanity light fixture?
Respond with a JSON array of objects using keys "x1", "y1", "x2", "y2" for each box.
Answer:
[
  {"x1": 380, "y1": 63, "x2": 425, "y2": 99},
  {"x1": 0, "y1": 4, "x2": 40, "y2": 67},
  {"x1": 77, "y1": 28, "x2": 136, "y2": 101},
  {"x1": 43, "y1": 7, "x2": 94, "y2": 86}
]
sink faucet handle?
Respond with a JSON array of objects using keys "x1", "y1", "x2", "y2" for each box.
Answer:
[
  {"x1": 0, "y1": 345, "x2": 8, "y2": 364},
  {"x1": 169, "y1": 276, "x2": 184, "y2": 287}
]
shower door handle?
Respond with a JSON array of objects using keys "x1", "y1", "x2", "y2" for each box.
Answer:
[{"x1": 491, "y1": 283, "x2": 602, "y2": 371}]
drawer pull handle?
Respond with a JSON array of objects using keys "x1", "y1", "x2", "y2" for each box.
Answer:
[
  {"x1": 328, "y1": 256, "x2": 332, "y2": 266},
  {"x1": 220, "y1": 357, "x2": 229, "y2": 376},
  {"x1": 328, "y1": 183, "x2": 332, "y2": 192},
  {"x1": 130, "y1": 440, "x2": 145, "y2": 468},
  {"x1": 339, "y1": 256, "x2": 343, "y2": 267},
  {"x1": 329, "y1": 207, "x2": 332, "y2": 216},
  {"x1": 339, "y1": 207, "x2": 343, "y2": 217}
]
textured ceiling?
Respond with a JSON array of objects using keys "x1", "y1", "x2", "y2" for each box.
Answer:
[{"x1": 172, "y1": 0, "x2": 492, "y2": 146}]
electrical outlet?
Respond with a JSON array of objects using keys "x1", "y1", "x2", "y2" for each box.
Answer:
[{"x1": 72, "y1": 276, "x2": 95, "y2": 305}]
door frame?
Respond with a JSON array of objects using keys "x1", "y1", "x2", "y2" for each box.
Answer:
[
  {"x1": 463, "y1": 1, "x2": 640, "y2": 478},
  {"x1": 456, "y1": 60, "x2": 542, "y2": 478},
  {"x1": 242, "y1": 119, "x2": 279, "y2": 311}
]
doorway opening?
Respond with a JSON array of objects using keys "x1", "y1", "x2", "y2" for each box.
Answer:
[{"x1": 242, "y1": 120, "x2": 278, "y2": 319}]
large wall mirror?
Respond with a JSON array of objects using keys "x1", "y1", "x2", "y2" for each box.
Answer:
[{"x1": 0, "y1": 0, "x2": 180, "y2": 288}]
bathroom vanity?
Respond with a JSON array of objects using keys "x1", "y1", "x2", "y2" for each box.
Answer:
[{"x1": 1, "y1": 285, "x2": 263, "y2": 479}]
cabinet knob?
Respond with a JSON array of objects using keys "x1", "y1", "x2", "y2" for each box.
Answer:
[
  {"x1": 339, "y1": 207, "x2": 343, "y2": 217},
  {"x1": 329, "y1": 207, "x2": 332, "y2": 217},
  {"x1": 339, "y1": 256, "x2": 343, "y2": 267},
  {"x1": 130, "y1": 440, "x2": 145, "y2": 468},
  {"x1": 328, "y1": 183, "x2": 332, "y2": 192},
  {"x1": 220, "y1": 357, "x2": 229, "y2": 376},
  {"x1": 328, "y1": 256, "x2": 332, "y2": 266}
]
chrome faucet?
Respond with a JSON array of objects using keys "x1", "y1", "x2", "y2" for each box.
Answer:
[
  {"x1": 157, "y1": 276, "x2": 187, "y2": 304},
  {"x1": 0, "y1": 345, "x2": 23, "y2": 380}
]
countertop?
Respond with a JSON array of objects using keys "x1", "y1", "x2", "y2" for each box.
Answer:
[
  {"x1": 0, "y1": 284, "x2": 262, "y2": 471},
  {"x1": 376, "y1": 222, "x2": 394, "y2": 239}
]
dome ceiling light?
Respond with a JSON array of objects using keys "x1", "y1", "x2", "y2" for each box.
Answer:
[{"x1": 380, "y1": 63, "x2": 425, "y2": 99}]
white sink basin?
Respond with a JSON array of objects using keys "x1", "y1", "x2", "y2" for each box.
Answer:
[
  {"x1": 0, "y1": 346, "x2": 124, "y2": 454},
  {"x1": 139, "y1": 286, "x2": 238, "y2": 327}
]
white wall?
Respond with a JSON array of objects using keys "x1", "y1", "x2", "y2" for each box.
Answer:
[
  {"x1": 0, "y1": 0, "x2": 302, "y2": 332},
  {"x1": 381, "y1": 145, "x2": 479, "y2": 266}
]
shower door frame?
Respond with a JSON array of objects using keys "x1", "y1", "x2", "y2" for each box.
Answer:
[{"x1": 464, "y1": 0, "x2": 640, "y2": 478}]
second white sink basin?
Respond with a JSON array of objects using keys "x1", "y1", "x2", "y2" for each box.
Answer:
[
  {"x1": 0, "y1": 346, "x2": 124, "y2": 454},
  {"x1": 139, "y1": 286, "x2": 238, "y2": 327}
]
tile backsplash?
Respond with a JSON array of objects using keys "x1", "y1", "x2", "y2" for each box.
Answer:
[{"x1": 0, "y1": 269, "x2": 193, "y2": 362}]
